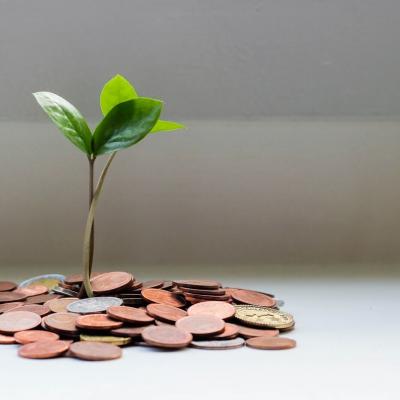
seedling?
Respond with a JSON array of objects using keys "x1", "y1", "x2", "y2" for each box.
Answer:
[{"x1": 34, "y1": 75, "x2": 185, "y2": 297}]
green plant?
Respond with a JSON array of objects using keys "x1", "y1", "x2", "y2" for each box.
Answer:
[{"x1": 34, "y1": 74, "x2": 185, "y2": 297}]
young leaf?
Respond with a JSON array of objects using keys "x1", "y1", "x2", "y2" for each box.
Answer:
[
  {"x1": 93, "y1": 98, "x2": 162, "y2": 155},
  {"x1": 100, "y1": 74, "x2": 138, "y2": 116},
  {"x1": 151, "y1": 119, "x2": 186, "y2": 133},
  {"x1": 33, "y1": 92, "x2": 92, "y2": 154}
]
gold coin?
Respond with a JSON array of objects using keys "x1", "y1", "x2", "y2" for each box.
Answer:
[
  {"x1": 79, "y1": 334, "x2": 131, "y2": 346},
  {"x1": 234, "y1": 305, "x2": 294, "y2": 329}
]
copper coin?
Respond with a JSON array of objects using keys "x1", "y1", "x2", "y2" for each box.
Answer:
[
  {"x1": 14, "y1": 330, "x2": 60, "y2": 344},
  {"x1": 0, "y1": 333, "x2": 17, "y2": 344},
  {"x1": 161, "y1": 281, "x2": 174, "y2": 290},
  {"x1": 125, "y1": 281, "x2": 143, "y2": 290},
  {"x1": 142, "y1": 280, "x2": 164, "y2": 289},
  {"x1": 188, "y1": 301, "x2": 236, "y2": 320},
  {"x1": 25, "y1": 293, "x2": 61, "y2": 304},
  {"x1": 14, "y1": 284, "x2": 48, "y2": 297},
  {"x1": 0, "y1": 281, "x2": 17, "y2": 292},
  {"x1": 238, "y1": 326, "x2": 279, "y2": 339},
  {"x1": 182, "y1": 287, "x2": 227, "y2": 296},
  {"x1": 146, "y1": 303, "x2": 188, "y2": 323},
  {"x1": 111, "y1": 326, "x2": 148, "y2": 338},
  {"x1": 106, "y1": 306, "x2": 154, "y2": 325},
  {"x1": 91, "y1": 272, "x2": 134, "y2": 294},
  {"x1": 19, "y1": 340, "x2": 70, "y2": 359},
  {"x1": 45, "y1": 297, "x2": 79, "y2": 313},
  {"x1": 184, "y1": 296, "x2": 232, "y2": 305},
  {"x1": 141, "y1": 289, "x2": 185, "y2": 308},
  {"x1": 174, "y1": 280, "x2": 221, "y2": 289},
  {"x1": 246, "y1": 336, "x2": 296, "y2": 350},
  {"x1": 69, "y1": 341, "x2": 122, "y2": 361},
  {"x1": 211, "y1": 323, "x2": 240, "y2": 339},
  {"x1": 76, "y1": 314, "x2": 123, "y2": 330},
  {"x1": 191, "y1": 337, "x2": 245, "y2": 350},
  {"x1": 225, "y1": 287, "x2": 275, "y2": 298},
  {"x1": 64, "y1": 272, "x2": 102, "y2": 285},
  {"x1": 0, "y1": 302, "x2": 25, "y2": 314},
  {"x1": 142, "y1": 325, "x2": 192, "y2": 349},
  {"x1": 155, "y1": 319, "x2": 173, "y2": 326},
  {"x1": 0, "y1": 311, "x2": 41, "y2": 333},
  {"x1": 43, "y1": 312, "x2": 79, "y2": 334},
  {"x1": 184, "y1": 293, "x2": 231, "y2": 301},
  {"x1": 176, "y1": 315, "x2": 225, "y2": 337},
  {"x1": 231, "y1": 289, "x2": 276, "y2": 307},
  {"x1": 0, "y1": 292, "x2": 27, "y2": 303},
  {"x1": 8, "y1": 304, "x2": 50, "y2": 317}
]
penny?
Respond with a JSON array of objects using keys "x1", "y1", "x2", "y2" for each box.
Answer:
[
  {"x1": 174, "y1": 280, "x2": 221, "y2": 290},
  {"x1": 0, "y1": 333, "x2": 17, "y2": 344},
  {"x1": 111, "y1": 326, "x2": 148, "y2": 338},
  {"x1": 14, "y1": 284, "x2": 48, "y2": 297},
  {"x1": 237, "y1": 326, "x2": 279, "y2": 338},
  {"x1": 67, "y1": 297, "x2": 123, "y2": 314},
  {"x1": 142, "y1": 280, "x2": 164, "y2": 289},
  {"x1": 141, "y1": 325, "x2": 192, "y2": 349},
  {"x1": 14, "y1": 330, "x2": 60, "y2": 344},
  {"x1": 8, "y1": 304, "x2": 50, "y2": 317},
  {"x1": 107, "y1": 306, "x2": 154, "y2": 325},
  {"x1": 191, "y1": 337, "x2": 245, "y2": 350},
  {"x1": 182, "y1": 287, "x2": 227, "y2": 296},
  {"x1": 0, "y1": 281, "x2": 17, "y2": 292},
  {"x1": 69, "y1": 341, "x2": 122, "y2": 361},
  {"x1": 45, "y1": 297, "x2": 79, "y2": 313},
  {"x1": 234, "y1": 305, "x2": 294, "y2": 329},
  {"x1": 0, "y1": 311, "x2": 41, "y2": 333},
  {"x1": 141, "y1": 289, "x2": 185, "y2": 308},
  {"x1": 231, "y1": 289, "x2": 276, "y2": 307},
  {"x1": 176, "y1": 315, "x2": 225, "y2": 337},
  {"x1": 91, "y1": 272, "x2": 134, "y2": 294},
  {"x1": 0, "y1": 292, "x2": 27, "y2": 303},
  {"x1": 211, "y1": 323, "x2": 240, "y2": 339},
  {"x1": 19, "y1": 274, "x2": 65, "y2": 290},
  {"x1": 146, "y1": 303, "x2": 188, "y2": 323},
  {"x1": 225, "y1": 287, "x2": 275, "y2": 298},
  {"x1": 246, "y1": 337, "x2": 296, "y2": 350},
  {"x1": 63, "y1": 272, "x2": 101, "y2": 286},
  {"x1": 184, "y1": 293, "x2": 231, "y2": 302},
  {"x1": 79, "y1": 334, "x2": 131, "y2": 346},
  {"x1": 0, "y1": 302, "x2": 25, "y2": 314},
  {"x1": 43, "y1": 312, "x2": 79, "y2": 334},
  {"x1": 161, "y1": 281, "x2": 174, "y2": 290},
  {"x1": 76, "y1": 314, "x2": 123, "y2": 330},
  {"x1": 25, "y1": 293, "x2": 60, "y2": 304},
  {"x1": 188, "y1": 301, "x2": 236, "y2": 320},
  {"x1": 18, "y1": 340, "x2": 70, "y2": 359}
]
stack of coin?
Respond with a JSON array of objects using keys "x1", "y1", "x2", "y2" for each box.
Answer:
[{"x1": 0, "y1": 274, "x2": 297, "y2": 361}]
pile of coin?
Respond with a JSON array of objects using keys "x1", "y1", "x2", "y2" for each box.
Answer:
[{"x1": 0, "y1": 272, "x2": 296, "y2": 361}]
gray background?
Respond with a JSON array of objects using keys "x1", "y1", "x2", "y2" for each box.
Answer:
[{"x1": 1, "y1": 0, "x2": 400, "y2": 268}]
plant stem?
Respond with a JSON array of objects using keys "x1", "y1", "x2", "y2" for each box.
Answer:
[{"x1": 82, "y1": 152, "x2": 117, "y2": 297}]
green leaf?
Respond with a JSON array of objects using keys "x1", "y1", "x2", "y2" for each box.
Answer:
[
  {"x1": 100, "y1": 74, "x2": 138, "y2": 116},
  {"x1": 93, "y1": 98, "x2": 162, "y2": 156},
  {"x1": 151, "y1": 119, "x2": 186, "y2": 133},
  {"x1": 33, "y1": 92, "x2": 92, "y2": 154}
]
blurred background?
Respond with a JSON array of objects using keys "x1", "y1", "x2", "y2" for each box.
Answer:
[{"x1": 1, "y1": 0, "x2": 400, "y2": 273}]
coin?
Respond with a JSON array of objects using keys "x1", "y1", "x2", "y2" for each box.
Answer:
[
  {"x1": 161, "y1": 281, "x2": 174, "y2": 290},
  {"x1": 246, "y1": 336, "x2": 296, "y2": 350},
  {"x1": 7, "y1": 304, "x2": 50, "y2": 317},
  {"x1": 0, "y1": 311, "x2": 42, "y2": 333},
  {"x1": 184, "y1": 293, "x2": 231, "y2": 302},
  {"x1": 79, "y1": 334, "x2": 131, "y2": 346},
  {"x1": 45, "y1": 297, "x2": 79, "y2": 313},
  {"x1": 0, "y1": 302, "x2": 25, "y2": 314},
  {"x1": 0, "y1": 292, "x2": 27, "y2": 303},
  {"x1": 67, "y1": 297, "x2": 123, "y2": 314},
  {"x1": 52, "y1": 286, "x2": 79, "y2": 297},
  {"x1": 14, "y1": 284, "x2": 48, "y2": 297},
  {"x1": 141, "y1": 289, "x2": 185, "y2": 308},
  {"x1": 142, "y1": 280, "x2": 164, "y2": 289},
  {"x1": 211, "y1": 323, "x2": 240, "y2": 339},
  {"x1": 187, "y1": 301, "x2": 236, "y2": 320},
  {"x1": 69, "y1": 341, "x2": 122, "y2": 361},
  {"x1": 122, "y1": 298, "x2": 145, "y2": 306},
  {"x1": 0, "y1": 281, "x2": 17, "y2": 292},
  {"x1": 191, "y1": 337, "x2": 245, "y2": 350},
  {"x1": 106, "y1": 306, "x2": 154, "y2": 325},
  {"x1": 173, "y1": 280, "x2": 221, "y2": 290},
  {"x1": 230, "y1": 289, "x2": 276, "y2": 307},
  {"x1": 234, "y1": 305, "x2": 294, "y2": 329},
  {"x1": 14, "y1": 330, "x2": 60, "y2": 344},
  {"x1": 63, "y1": 272, "x2": 101, "y2": 286},
  {"x1": 76, "y1": 314, "x2": 123, "y2": 330},
  {"x1": 176, "y1": 315, "x2": 225, "y2": 337},
  {"x1": 25, "y1": 293, "x2": 60, "y2": 304},
  {"x1": 141, "y1": 325, "x2": 192, "y2": 349},
  {"x1": 43, "y1": 312, "x2": 79, "y2": 335},
  {"x1": 146, "y1": 303, "x2": 188, "y2": 323},
  {"x1": 18, "y1": 340, "x2": 70, "y2": 359},
  {"x1": 0, "y1": 333, "x2": 17, "y2": 344},
  {"x1": 182, "y1": 287, "x2": 227, "y2": 296},
  {"x1": 91, "y1": 272, "x2": 134, "y2": 294},
  {"x1": 111, "y1": 326, "x2": 148, "y2": 338},
  {"x1": 237, "y1": 326, "x2": 279, "y2": 338},
  {"x1": 19, "y1": 274, "x2": 65, "y2": 290}
]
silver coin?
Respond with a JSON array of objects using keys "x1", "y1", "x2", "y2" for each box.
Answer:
[
  {"x1": 191, "y1": 337, "x2": 245, "y2": 350},
  {"x1": 19, "y1": 274, "x2": 65, "y2": 289},
  {"x1": 67, "y1": 297, "x2": 123, "y2": 314},
  {"x1": 52, "y1": 286, "x2": 79, "y2": 297}
]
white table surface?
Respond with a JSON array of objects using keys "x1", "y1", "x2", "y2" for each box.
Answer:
[{"x1": 1, "y1": 266, "x2": 399, "y2": 400}]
